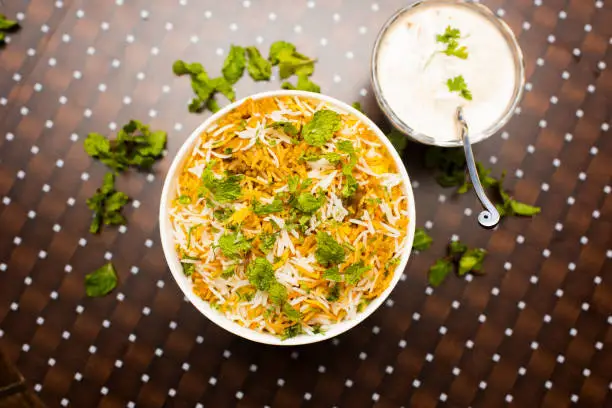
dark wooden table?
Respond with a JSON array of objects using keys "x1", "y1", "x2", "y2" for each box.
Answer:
[{"x1": 1, "y1": 0, "x2": 611, "y2": 407}]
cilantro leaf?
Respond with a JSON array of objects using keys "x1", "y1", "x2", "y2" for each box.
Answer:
[
  {"x1": 326, "y1": 284, "x2": 340, "y2": 301},
  {"x1": 252, "y1": 198, "x2": 284, "y2": 215},
  {"x1": 86, "y1": 173, "x2": 129, "y2": 234},
  {"x1": 292, "y1": 192, "x2": 325, "y2": 213},
  {"x1": 246, "y1": 46, "x2": 272, "y2": 81},
  {"x1": 428, "y1": 258, "x2": 453, "y2": 287},
  {"x1": 315, "y1": 232, "x2": 346, "y2": 266},
  {"x1": 268, "y1": 121, "x2": 299, "y2": 137},
  {"x1": 218, "y1": 231, "x2": 251, "y2": 259},
  {"x1": 282, "y1": 303, "x2": 301, "y2": 322},
  {"x1": 259, "y1": 232, "x2": 277, "y2": 253},
  {"x1": 281, "y1": 324, "x2": 302, "y2": 340},
  {"x1": 84, "y1": 121, "x2": 167, "y2": 172},
  {"x1": 222, "y1": 45, "x2": 246, "y2": 85},
  {"x1": 446, "y1": 75, "x2": 472, "y2": 101},
  {"x1": 341, "y1": 174, "x2": 358, "y2": 198},
  {"x1": 344, "y1": 261, "x2": 371, "y2": 285},
  {"x1": 322, "y1": 266, "x2": 342, "y2": 282},
  {"x1": 200, "y1": 161, "x2": 243, "y2": 203},
  {"x1": 246, "y1": 257, "x2": 275, "y2": 291},
  {"x1": 268, "y1": 281, "x2": 288, "y2": 304},
  {"x1": 173, "y1": 60, "x2": 205, "y2": 76},
  {"x1": 182, "y1": 263, "x2": 196, "y2": 277},
  {"x1": 281, "y1": 73, "x2": 321, "y2": 93},
  {"x1": 85, "y1": 263, "x2": 118, "y2": 297},
  {"x1": 221, "y1": 266, "x2": 236, "y2": 279},
  {"x1": 413, "y1": 228, "x2": 433, "y2": 251},
  {"x1": 386, "y1": 129, "x2": 408, "y2": 155},
  {"x1": 300, "y1": 152, "x2": 342, "y2": 163},
  {"x1": 436, "y1": 26, "x2": 468, "y2": 59},
  {"x1": 458, "y1": 248, "x2": 487, "y2": 276}
]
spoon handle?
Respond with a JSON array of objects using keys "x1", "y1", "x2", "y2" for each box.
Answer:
[{"x1": 456, "y1": 107, "x2": 500, "y2": 229}]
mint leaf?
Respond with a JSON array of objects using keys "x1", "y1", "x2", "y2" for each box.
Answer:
[
  {"x1": 386, "y1": 129, "x2": 408, "y2": 154},
  {"x1": 200, "y1": 161, "x2": 243, "y2": 203},
  {"x1": 281, "y1": 73, "x2": 321, "y2": 93},
  {"x1": 86, "y1": 173, "x2": 129, "y2": 234},
  {"x1": 246, "y1": 46, "x2": 272, "y2": 81},
  {"x1": 85, "y1": 263, "x2": 118, "y2": 297},
  {"x1": 412, "y1": 228, "x2": 433, "y2": 251},
  {"x1": 315, "y1": 232, "x2": 346, "y2": 266},
  {"x1": 218, "y1": 231, "x2": 251, "y2": 259},
  {"x1": 246, "y1": 257, "x2": 275, "y2": 291},
  {"x1": 448, "y1": 240, "x2": 468, "y2": 256},
  {"x1": 458, "y1": 248, "x2": 487, "y2": 276},
  {"x1": 222, "y1": 45, "x2": 246, "y2": 85},
  {"x1": 428, "y1": 259, "x2": 453, "y2": 287},
  {"x1": 292, "y1": 192, "x2": 324, "y2": 213},
  {"x1": 322, "y1": 266, "x2": 342, "y2": 282},
  {"x1": 268, "y1": 121, "x2": 299, "y2": 137},
  {"x1": 252, "y1": 198, "x2": 284, "y2": 215},
  {"x1": 302, "y1": 110, "x2": 342, "y2": 147}
]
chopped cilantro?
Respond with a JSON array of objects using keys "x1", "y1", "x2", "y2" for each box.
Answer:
[
  {"x1": 351, "y1": 101, "x2": 363, "y2": 112},
  {"x1": 322, "y1": 266, "x2": 342, "y2": 282},
  {"x1": 200, "y1": 161, "x2": 243, "y2": 203},
  {"x1": 84, "y1": 120, "x2": 167, "y2": 172},
  {"x1": 181, "y1": 261, "x2": 196, "y2": 277},
  {"x1": 252, "y1": 198, "x2": 284, "y2": 215},
  {"x1": 446, "y1": 75, "x2": 472, "y2": 101},
  {"x1": 436, "y1": 26, "x2": 469, "y2": 59},
  {"x1": 221, "y1": 266, "x2": 236, "y2": 279},
  {"x1": 300, "y1": 152, "x2": 342, "y2": 163},
  {"x1": 268, "y1": 121, "x2": 300, "y2": 137},
  {"x1": 173, "y1": 59, "x2": 235, "y2": 113},
  {"x1": 292, "y1": 192, "x2": 325, "y2": 213},
  {"x1": 85, "y1": 263, "x2": 118, "y2": 297},
  {"x1": 246, "y1": 257, "x2": 276, "y2": 291},
  {"x1": 224, "y1": 147, "x2": 233, "y2": 154},
  {"x1": 178, "y1": 195, "x2": 192, "y2": 205},
  {"x1": 213, "y1": 207, "x2": 235, "y2": 222},
  {"x1": 312, "y1": 324, "x2": 324, "y2": 334},
  {"x1": 246, "y1": 46, "x2": 272, "y2": 81},
  {"x1": 344, "y1": 261, "x2": 371, "y2": 285},
  {"x1": 326, "y1": 284, "x2": 340, "y2": 302},
  {"x1": 315, "y1": 232, "x2": 346, "y2": 266},
  {"x1": 218, "y1": 231, "x2": 251, "y2": 259},
  {"x1": 259, "y1": 232, "x2": 277, "y2": 253},
  {"x1": 222, "y1": 45, "x2": 246, "y2": 85},
  {"x1": 302, "y1": 110, "x2": 341, "y2": 147},
  {"x1": 428, "y1": 259, "x2": 453, "y2": 287},
  {"x1": 187, "y1": 224, "x2": 201, "y2": 249},
  {"x1": 282, "y1": 303, "x2": 301, "y2": 322},
  {"x1": 86, "y1": 173, "x2": 129, "y2": 234},
  {"x1": 282, "y1": 324, "x2": 303, "y2": 340}
]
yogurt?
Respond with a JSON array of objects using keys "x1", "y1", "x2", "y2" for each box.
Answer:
[{"x1": 374, "y1": 2, "x2": 521, "y2": 145}]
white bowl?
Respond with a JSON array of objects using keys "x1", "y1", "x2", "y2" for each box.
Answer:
[{"x1": 159, "y1": 90, "x2": 417, "y2": 346}]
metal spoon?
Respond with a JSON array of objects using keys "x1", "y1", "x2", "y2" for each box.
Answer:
[{"x1": 456, "y1": 107, "x2": 500, "y2": 229}]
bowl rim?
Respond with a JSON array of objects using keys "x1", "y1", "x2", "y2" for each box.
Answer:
[
  {"x1": 370, "y1": 0, "x2": 526, "y2": 147},
  {"x1": 159, "y1": 89, "x2": 417, "y2": 346}
]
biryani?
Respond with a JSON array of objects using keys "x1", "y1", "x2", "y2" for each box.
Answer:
[{"x1": 169, "y1": 95, "x2": 411, "y2": 339}]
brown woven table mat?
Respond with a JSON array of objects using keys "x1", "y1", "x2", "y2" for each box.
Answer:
[{"x1": 0, "y1": 0, "x2": 611, "y2": 407}]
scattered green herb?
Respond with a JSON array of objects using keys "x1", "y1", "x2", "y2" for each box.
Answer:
[
  {"x1": 302, "y1": 110, "x2": 342, "y2": 147},
  {"x1": 268, "y1": 121, "x2": 300, "y2": 137},
  {"x1": 0, "y1": 14, "x2": 19, "y2": 44},
  {"x1": 315, "y1": 231, "x2": 346, "y2": 266},
  {"x1": 246, "y1": 46, "x2": 272, "y2": 81},
  {"x1": 436, "y1": 26, "x2": 469, "y2": 59},
  {"x1": 222, "y1": 45, "x2": 246, "y2": 85},
  {"x1": 412, "y1": 228, "x2": 433, "y2": 251},
  {"x1": 252, "y1": 198, "x2": 284, "y2": 215},
  {"x1": 428, "y1": 240, "x2": 488, "y2": 287},
  {"x1": 85, "y1": 262, "x2": 118, "y2": 297},
  {"x1": 446, "y1": 75, "x2": 472, "y2": 101},
  {"x1": 218, "y1": 231, "x2": 251, "y2": 259},
  {"x1": 200, "y1": 161, "x2": 243, "y2": 203},
  {"x1": 86, "y1": 173, "x2": 129, "y2": 234},
  {"x1": 84, "y1": 120, "x2": 167, "y2": 172}
]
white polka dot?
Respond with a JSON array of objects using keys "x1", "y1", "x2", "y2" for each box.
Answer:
[
  {"x1": 294, "y1": 25, "x2": 302, "y2": 34},
  {"x1": 523, "y1": 21, "x2": 531, "y2": 30},
  {"x1": 573, "y1": 48, "x2": 581, "y2": 57},
  {"x1": 602, "y1": 123, "x2": 610, "y2": 131},
  {"x1": 371, "y1": 3, "x2": 379, "y2": 11},
  {"x1": 111, "y1": 59, "x2": 121, "y2": 68},
  {"x1": 559, "y1": 10, "x2": 567, "y2": 18},
  {"x1": 269, "y1": 12, "x2": 277, "y2": 21},
  {"x1": 204, "y1": 10, "x2": 212, "y2": 18},
  {"x1": 565, "y1": 133, "x2": 573, "y2": 142},
  {"x1": 320, "y1": 38, "x2": 328, "y2": 46},
  {"x1": 598, "y1": 61, "x2": 607, "y2": 70}
]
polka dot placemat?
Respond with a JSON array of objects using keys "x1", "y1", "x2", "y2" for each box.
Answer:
[{"x1": 0, "y1": 0, "x2": 611, "y2": 407}]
